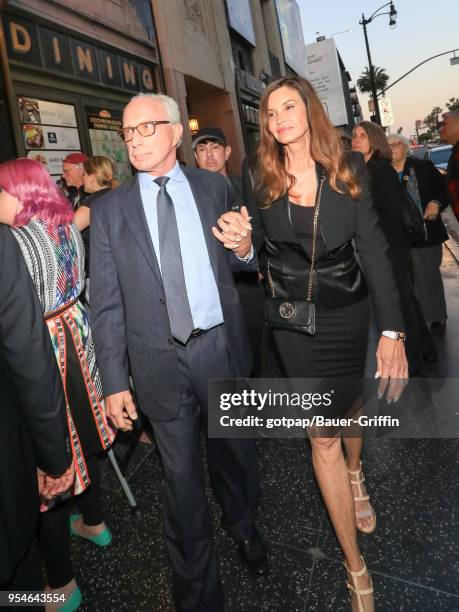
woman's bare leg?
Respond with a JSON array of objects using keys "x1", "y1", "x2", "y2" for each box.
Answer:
[{"x1": 310, "y1": 435, "x2": 374, "y2": 612}]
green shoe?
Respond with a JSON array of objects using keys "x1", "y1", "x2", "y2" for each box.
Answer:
[
  {"x1": 70, "y1": 514, "x2": 112, "y2": 547},
  {"x1": 58, "y1": 587, "x2": 82, "y2": 611}
]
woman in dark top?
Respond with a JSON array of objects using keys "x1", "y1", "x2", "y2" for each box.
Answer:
[
  {"x1": 214, "y1": 76, "x2": 408, "y2": 612},
  {"x1": 74, "y1": 156, "x2": 116, "y2": 295},
  {"x1": 388, "y1": 133, "x2": 448, "y2": 334},
  {"x1": 352, "y1": 122, "x2": 436, "y2": 372}
]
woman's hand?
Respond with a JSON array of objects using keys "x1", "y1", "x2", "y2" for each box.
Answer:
[
  {"x1": 38, "y1": 464, "x2": 75, "y2": 500},
  {"x1": 375, "y1": 336, "x2": 409, "y2": 403},
  {"x1": 424, "y1": 201, "x2": 440, "y2": 221},
  {"x1": 212, "y1": 206, "x2": 252, "y2": 258}
]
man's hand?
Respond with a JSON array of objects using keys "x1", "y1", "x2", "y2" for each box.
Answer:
[
  {"x1": 375, "y1": 336, "x2": 409, "y2": 403},
  {"x1": 424, "y1": 201, "x2": 440, "y2": 221},
  {"x1": 106, "y1": 389, "x2": 138, "y2": 431},
  {"x1": 38, "y1": 464, "x2": 75, "y2": 500},
  {"x1": 212, "y1": 206, "x2": 253, "y2": 258}
]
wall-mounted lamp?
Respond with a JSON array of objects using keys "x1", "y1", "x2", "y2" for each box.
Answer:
[
  {"x1": 259, "y1": 70, "x2": 270, "y2": 85},
  {"x1": 188, "y1": 117, "x2": 199, "y2": 135}
]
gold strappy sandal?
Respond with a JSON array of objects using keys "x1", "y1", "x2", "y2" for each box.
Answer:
[
  {"x1": 344, "y1": 556, "x2": 374, "y2": 612},
  {"x1": 347, "y1": 461, "x2": 376, "y2": 535}
]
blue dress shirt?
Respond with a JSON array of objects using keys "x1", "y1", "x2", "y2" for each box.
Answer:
[{"x1": 138, "y1": 162, "x2": 224, "y2": 330}]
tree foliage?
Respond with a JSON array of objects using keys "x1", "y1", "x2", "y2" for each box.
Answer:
[
  {"x1": 446, "y1": 97, "x2": 459, "y2": 111},
  {"x1": 424, "y1": 106, "x2": 443, "y2": 131},
  {"x1": 356, "y1": 66, "x2": 390, "y2": 95}
]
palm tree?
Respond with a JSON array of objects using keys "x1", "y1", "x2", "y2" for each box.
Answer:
[{"x1": 356, "y1": 66, "x2": 390, "y2": 95}]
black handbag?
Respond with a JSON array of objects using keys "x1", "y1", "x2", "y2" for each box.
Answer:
[
  {"x1": 265, "y1": 174, "x2": 325, "y2": 336},
  {"x1": 400, "y1": 181, "x2": 427, "y2": 244}
]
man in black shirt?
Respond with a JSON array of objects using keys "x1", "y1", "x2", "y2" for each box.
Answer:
[{"x1": 193, "y1": 127, "x2": 264, "y2": 375}]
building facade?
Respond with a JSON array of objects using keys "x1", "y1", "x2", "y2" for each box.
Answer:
[
  {"x1": 0, "y1": 0, "x2": 161, "y2": 179},
  {"x1": 0, "y1": 1, "x2": 350, "y2": 178},
  {"x1": 151, "y1": 0, "x2": 300, "y2": 169}
]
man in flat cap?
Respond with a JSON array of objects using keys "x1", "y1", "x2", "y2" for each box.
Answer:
[{"x1": 61, "y1": 152, "x2": 89, "y2": 210}]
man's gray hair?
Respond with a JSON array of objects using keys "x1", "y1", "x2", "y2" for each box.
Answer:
[
  {"x1": 443, "y1": 109, "x2": 459, "y2": 121},
  {"x1": 127, "y1": 93, "x2": 181, "y2": 123}
]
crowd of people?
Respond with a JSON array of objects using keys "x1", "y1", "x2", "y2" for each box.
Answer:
[{"x1": 1, "y1": 77, "x2": 457, "y2": 612}]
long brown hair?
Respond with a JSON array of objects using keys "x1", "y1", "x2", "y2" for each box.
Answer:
[
  {"x1": 354, "y1": 121, "x2": 392, "y2": 161},
  {"x1": 255, "y1": 76, "x2": 361, "y2": 207}
]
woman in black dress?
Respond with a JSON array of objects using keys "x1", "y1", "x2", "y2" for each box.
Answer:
[
  {"x1": 214, "y1": 76, "x2": 408, "y2": 612},
  {"x1": 352, "y1": 122, "x2": 436, "y2": 371}
]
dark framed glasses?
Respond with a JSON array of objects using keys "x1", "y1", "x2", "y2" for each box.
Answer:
[{"x1": 119, "y1": 120, "x2": 171, "y2": 142}]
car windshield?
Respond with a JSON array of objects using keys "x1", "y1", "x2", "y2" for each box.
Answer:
[
  {"x1": 430, "y1": 148, "x2": 452, "y2": 165},
  {"x1": 410, "y1": 147, "x2": 428, "y2": 159}
]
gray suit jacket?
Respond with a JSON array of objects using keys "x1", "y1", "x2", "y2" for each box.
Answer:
[{"x1": 90, "y1": 167, "x2": 255, "y2": 421}]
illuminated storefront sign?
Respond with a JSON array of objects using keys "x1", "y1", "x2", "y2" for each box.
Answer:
[{"x1": 3, "y1": 14, "x2": 156, "y2": 93}]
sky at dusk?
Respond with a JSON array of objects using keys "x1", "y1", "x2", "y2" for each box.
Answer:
[{"x1": 297, "y1": 0, "x2": 459, "y2": 136}]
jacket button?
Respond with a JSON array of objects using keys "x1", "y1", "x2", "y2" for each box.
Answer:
[
  {"x1": 160, "y1": 298, "x2": 166, "y2": 305},
  {"x1": 168, "y1": 338, "x2": 174, "y2": 345}
]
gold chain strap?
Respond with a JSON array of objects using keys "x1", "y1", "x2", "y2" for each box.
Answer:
[
  {"x1": 307, "y1": 174, "x2": 326, "y2": 302},
  {"x1": 267, "y1": 173, "x2": 326, "y2": 302}
]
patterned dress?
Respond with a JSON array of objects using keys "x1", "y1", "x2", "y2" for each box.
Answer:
[{"x1": 12, "y1": 220, "x2": 114, "y2": 495}]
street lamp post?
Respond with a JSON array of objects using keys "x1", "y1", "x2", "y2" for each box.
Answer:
[{"x1": 359, "y1": 2, "x2": 397, "y2": 125}]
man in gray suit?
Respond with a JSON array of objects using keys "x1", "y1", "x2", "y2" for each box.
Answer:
[{"x1": 90, "y1": 93, "x2": 267, "y2": 612}]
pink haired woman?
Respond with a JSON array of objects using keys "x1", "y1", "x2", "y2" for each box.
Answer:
[{"x1": 0, "y1": 158, "x2": 115, "y2": 611}]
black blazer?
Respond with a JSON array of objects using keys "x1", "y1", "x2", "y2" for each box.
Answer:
[
  {"x1": 242, "y1": 152, "x2": 404, "y2": 332},
  {"x1": 90, "y1": 167, "x2": 255, "y2": 421},
  {"x1": 402, "y1": 156, "x2": 448, "y2": 247},
  {"x1": 366, "y1": 156, "x2": 410, "y2": 249},
  {"x1": 0, "y1": 225, "x2": 70, "y2": 584}
]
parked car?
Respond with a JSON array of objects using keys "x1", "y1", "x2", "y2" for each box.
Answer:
[
  {"x1": 410, "y1": 145, "x2": 429, "y2": 160},
  {"x1": 424, "y1": 144, "x2": 453, "y2": 173}
]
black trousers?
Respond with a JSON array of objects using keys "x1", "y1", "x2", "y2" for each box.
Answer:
[
  {"x1": 389, "y1": 247, "x2": 436, "y2": 373},
  {"x1": 148, "y1": 325, "x2": 260, "y2": 612},
  {"x1": 1, "y1": 539, "x2": 44, "y2": 611},
  {"x1": 38, "y1": 455, "x2": 103, "y2": 588},
  {"x1": 234, "y1": 274, "x2": 265, "y2": 377}
]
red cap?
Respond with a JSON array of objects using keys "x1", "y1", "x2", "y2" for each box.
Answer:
[{"x1": 63, "y1": 152, "x2": 89, "y2": 165}]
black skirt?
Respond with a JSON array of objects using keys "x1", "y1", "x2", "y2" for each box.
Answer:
[{"x1": 272, "y1": 297, "x2": 369, "y2": 419}]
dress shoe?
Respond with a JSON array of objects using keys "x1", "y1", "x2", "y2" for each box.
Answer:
[
  {"x1": 59, "y1": 587, "x2": 82, "y2": 611},
  {"x1": 430, "y1": 321, "x2": 446, "y2": 335},
  {"x1": 237, "y1": 529, "x2": 268, "y2": 577},
  {"x1": 70, "y1": 514, "x2": 112, "y2": 547}
]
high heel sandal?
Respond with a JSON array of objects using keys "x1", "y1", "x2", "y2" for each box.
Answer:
[
  {"x1": 347, "y1": 461, "x2": 376, "y2": 535},
  {"x1": 344, "y1": 556, "x2": 374, "y2": 612}
]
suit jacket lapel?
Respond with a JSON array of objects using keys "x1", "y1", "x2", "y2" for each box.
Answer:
[
  {"x1": 183, "y1": 169, "x2": 220, "y2": 281},
  {"x1": 121, "y1": 176, "x2": 162, "y2": 282}
]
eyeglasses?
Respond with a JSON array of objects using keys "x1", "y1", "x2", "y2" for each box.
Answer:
[
  {"x1": 119, "y1": 120, "x2": 171, "y2": 142},
  {"x1": 389, "y1": 142, "x2": 403, "y2": 148}
]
